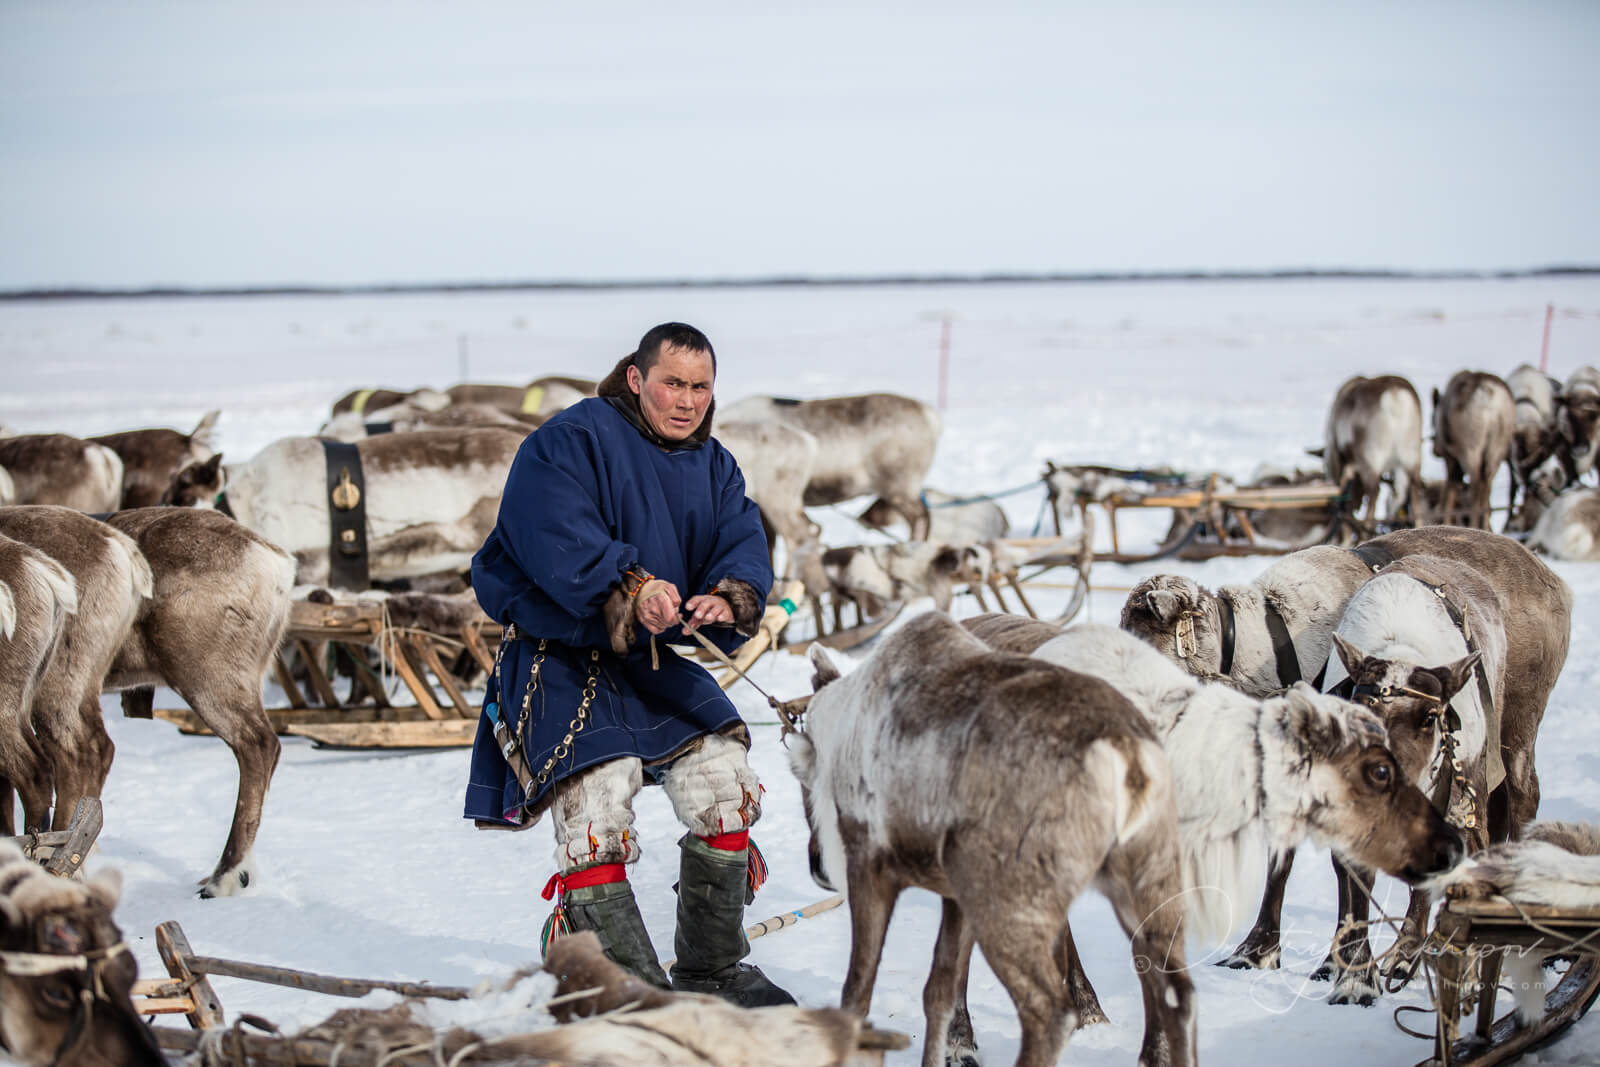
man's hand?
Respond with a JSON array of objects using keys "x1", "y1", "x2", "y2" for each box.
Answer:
[
  {"x1": 635, "y1": 578, "x2": 683, "y2": 634},
  {"x1": 682, "y1": 593, "x2": 733, "y2": 633}
]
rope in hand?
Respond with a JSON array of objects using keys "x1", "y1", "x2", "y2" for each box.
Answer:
[{"x1": 676, "y1": 612, "x2": 811, "y2": 734}]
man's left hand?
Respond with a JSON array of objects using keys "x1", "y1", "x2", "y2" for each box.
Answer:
[{"x1": 682, "y1": 594, "x2": 733, "y2": 633}]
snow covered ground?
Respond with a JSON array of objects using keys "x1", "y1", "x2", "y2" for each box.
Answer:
[{"x1": 3, "y1": 276, "x2": 1599, "y2": 1064}]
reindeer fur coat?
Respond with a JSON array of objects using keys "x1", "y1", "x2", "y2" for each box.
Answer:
[{"x1": 466, "y1": 371, "x2": 771, "y2": 827}]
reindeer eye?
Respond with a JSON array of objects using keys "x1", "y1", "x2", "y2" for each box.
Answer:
[
  {"x1": 39, "y1": 984, "x2": 74, "y2": 1010},
  {"x1": 1365, "y1": 762, "x2": 1393, "y2": 789}
]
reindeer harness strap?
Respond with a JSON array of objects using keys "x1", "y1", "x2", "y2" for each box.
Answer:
[
  {"x1": 1216, "y1": 595, "x2": 1236, "y2": 677},
  {"x1": 0, "y1": 940, "x2": 131, "y2": 1067},
  {"x1": 1414, "y1": 577, "x2": 1506, "y2": 796},
  {"x1": 320, "y1": 438, "x2": 370, "y2": 591},
  {"x1": 1349, "y1": 543, "x2": 1395, "y2": 573},
  {"x1": 1262, "y1": 598, "x2": 1306, "y2": 688}
]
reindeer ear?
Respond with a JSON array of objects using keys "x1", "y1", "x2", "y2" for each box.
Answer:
[
  {"x1": 191, "y1": 409, "x2": 221, "y2": 452},
  {"x1": 808, "y1": 646, "x2": 841, "y2": 691},
  {"x1": 1284, "y1": 683, "x2": 1337, "y2": 752},
  {"x1": 1331, "y1": 633, "x2": 1365, "y2": 676},
  {"x1": 1143, "y1": 589, "x2": 1185, "y2": 625},
  {"x1": 86, "y1": 867, "x2": 122, "y2": 913},
  {"x1": 930, "y1": 546, "x2": 961, "y2": 576},
  {"x1": 1432, "y1": 650, "x2": 1483, "y2": 703}
]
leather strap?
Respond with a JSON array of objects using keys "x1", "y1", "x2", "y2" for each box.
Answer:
[
  {"x1": 1217, "y1": 595, "x2": 1236, "y2": 677},
  {"x1": 322, "y1": 439, "x2": 369, "y2": 590},
  {"x1": 1350, "y1": 543, "x2": 1395, "y2": 573},
  {"x1": 1263, "y1": 599, "x2": 1301, "y2": 686}
]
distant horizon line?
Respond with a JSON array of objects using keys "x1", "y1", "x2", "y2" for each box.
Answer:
[{"x1": 4, "y1": 264, "x2": 1598, "y2": 301}]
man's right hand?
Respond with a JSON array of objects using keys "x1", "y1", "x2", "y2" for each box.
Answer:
[{"x1": 635, "y1": 578, "x2": 683, "y2": 634}]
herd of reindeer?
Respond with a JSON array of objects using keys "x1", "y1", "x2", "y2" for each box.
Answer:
[{"x1": 1, "y1": 360, "x2": 1599, "y2": 1066}]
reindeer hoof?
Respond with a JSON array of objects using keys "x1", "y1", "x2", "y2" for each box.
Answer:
[
  {"x1": 1327, "y1": 974, "x2": 1379, "y2": 1007},
  {"x1": 1220, "y1": 943, "x2": 1281, "y2": 970},
  {"x1": 944, "y1": 1044, "x2": 981, "y2": 1067},
  {"x1": 1309, "y1": 959, "x2": 1336, "y2": 983},
  {"x1": 199, "y1": 853, "x2": 257, "y2": 898}
]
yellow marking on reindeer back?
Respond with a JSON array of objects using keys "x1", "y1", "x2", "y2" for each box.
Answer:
[
  {"x1": 350, "y1": 388, "x2": 376, "y2": 415},
  {"x1": 521, "y1": 385, "x2": 546, "y2": 414}
]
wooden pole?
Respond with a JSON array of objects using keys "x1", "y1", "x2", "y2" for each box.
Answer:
[
  {"x1": 937, "y1": 313, "x2": 952, "y2": 411},
  {"x1": 1540, "y1": 302, "x2": 1554, "y2": 373},
  {"x1": 184, "y1": 953, "x2": 474, "y2": 1001}
]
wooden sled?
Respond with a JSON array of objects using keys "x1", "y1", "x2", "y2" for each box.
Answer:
[
  {"x1": 1, "y1": 796, "x2": 103, "y2": 878},
  {"x1": 154, "y1": 596, "x2": 501, "y2": 750},
  {"x1": 1047, "y1": 464, "x2": 1347, "y2": 563},
  {"x1": 137, "y1": 906, "x2": 906, "y2": 1066},
  {"x1": 1420, "y1": 898, "x2": 1600, "y2": 1066}
]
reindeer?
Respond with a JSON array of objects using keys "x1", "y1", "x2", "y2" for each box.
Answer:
[
  {"x1": 860, "y1": 488, "x2": 1009, "y2": 544},
  {"x1": 1505, "y1": 364, "x2": 1563, "y2": 524},
  {"x1": 722, "y1": 393, "x2": 942, "y2": 540},
  {"x1": 1314, "y1": 553, "x2": 1516, "y2": 1003},
  {"x1": 940, "y1": 616, "x2": 1462, "y2": 1057},
  {"x1": 1324, "y1": 375, "x2": 1424, "y2": 529},
  {"x1": 1122, "y1": 526, "x2": 1570, "y2": 984},
  {"x1": 1525, "y1": 486, "x2": 1600, "y2": 560},
  {"x1": 89, "y1": 410, "x2": 219, "y2": 508},
  {"x1": 320, "y1": 400, "x2": 540, "y2": 442},
  {"x1": 329, "y1": 386, "x2": 449, "y2": 418},
  {"x1": 1556, "y1": 365, "x2": 1600, "y2": 479},
  {"x1": 0, "y1": 843, "x2": 164, "y2": 1066},
  {"x1": 0, "y1": 435, "x2": 123, "y2": 514},
  {"x1": 165, "y1": 427, "x2": 525, "y2": 586},
  {"x1": 0, "y1": 508, "x2": 152, "y2": 834},
  {"x1": 1432, "y1": 370, "x2": 1515, "y2": 529},
  {"x1": 715, "y1": 418, "x2": 826, "y2": 602},
  {"x1": 103, "y1": 508, "x2": 295, "y2": 896},
  {"x1": 446, "y1": 376, "x2": 596, "y2": 417},
  {"x1": 0, "y1": 535, "x2": 77, "y2": 836},
  {"x1": 790, "y1": 611, "x2": 1198, "y2": 1067},
  {"x1": 819, "y1": 541, "x2": 987, "y2": 625}
]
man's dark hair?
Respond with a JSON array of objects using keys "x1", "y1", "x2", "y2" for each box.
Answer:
[{"x1": 633, "y1": 322, "x2": 716, "y2": 377}]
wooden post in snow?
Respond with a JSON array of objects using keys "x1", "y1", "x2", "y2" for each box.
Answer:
[
  {"x1": 937, "y1": 313, "x2": 952, "y2": 411},
  {"x1": 1540, "y1": 303, "x2": 1554, "y2": 373}
]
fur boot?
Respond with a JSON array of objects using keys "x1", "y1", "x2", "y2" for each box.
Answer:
[{"x1": 669, "y1": 834, "x2": 795, "y2": 1007}]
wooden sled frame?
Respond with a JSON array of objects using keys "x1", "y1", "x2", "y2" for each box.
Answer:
[
  {"x1": 1045, "y1": 464, "x2": 1350, "y2": 564},
  {"x1": 1, "y1": 797, "x2": 103, "y2": 879},
  {"x1": 1419, "y1": 898, "x2": 1600, "y2": 1066},
  {"x1": 136, "y1": 900, "x2": 908, "y2": 1066}
]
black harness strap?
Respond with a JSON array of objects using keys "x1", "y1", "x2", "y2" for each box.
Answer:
[
  {"x1": 321, "y1": 439, "x2": 369, "y2": 591},
  {"x1": 1217, "y1": 595, "x2": 1236, "y2": 677},
  {"x1": 1350, "y1": 543, "x2": 1396, "y2": 573},
  {"x1": 1263, "y1": 599, "x2": 1302, "y2": 687}
]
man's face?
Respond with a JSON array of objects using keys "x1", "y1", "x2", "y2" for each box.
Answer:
[{"x1": 627, "y1": 344, "x2": 715, "y2": 442}]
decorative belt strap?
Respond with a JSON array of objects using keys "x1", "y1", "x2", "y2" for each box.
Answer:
[{"x1": 320, "y1": 438, "x2": 369, "y2": 591}]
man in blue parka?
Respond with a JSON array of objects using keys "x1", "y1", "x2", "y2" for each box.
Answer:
[{"x1": 465, "y1": 322, "x2": 792, "y2": 1006}]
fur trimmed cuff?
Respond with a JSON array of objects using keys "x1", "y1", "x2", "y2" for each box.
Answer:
[
  {"x1": 713, "y1": 579, "x2": 763, "y2": 638},
  {"x1": 603, "y1": 567, "x2": 654, "y2": 655}
]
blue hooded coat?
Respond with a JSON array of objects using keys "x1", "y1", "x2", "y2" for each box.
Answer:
[{"x1": 463, "y1": 382, "x2": 772, "y2": 826}]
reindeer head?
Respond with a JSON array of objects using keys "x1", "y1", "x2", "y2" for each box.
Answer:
[
  {"x1": 159, "y1": 452, "x2": 226, "y2": 508},
  {"x1": 1120, "y1": 575, "x2": 1225, "y2": 677},
  {"x1": 0, "y1": 846, "x2": 164, "y2": 1066},
  {"x1": 1559, "y1": 388, "x2": 1600, "y2": 462},
  {"x1": 1271, "y1": 683, "x2": 1465, "y2": 884},
  {"x1": 1328, "y1": 633, "x2": 1481, "y2": 791}
]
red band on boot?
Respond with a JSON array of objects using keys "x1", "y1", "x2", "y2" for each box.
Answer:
[
  {"x1": 699, "y1": 830, "x2": 749, "y2": 852},
  {"x1": 541, "y1": 862, "x2": 627, "y2": 900}
]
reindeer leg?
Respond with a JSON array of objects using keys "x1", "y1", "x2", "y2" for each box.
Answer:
[
  {"x1": 1316, "y1": 858, "x2": 1380, "y2": 1006},
  {"x1": 1224, "y1": 849, "x2": 1294, "y2": 969},
  {"x1": 1062, "y1": 922, "x2": 1109, "y2": 1025},
  {"x1": 925, "y1": 897, "x2": 976, "y2": 1067},
  {"x1": 1379, "y1": 887, "x2": 1432, "y2": 989},
  {"x1": 176, "y1": 678, "x2": 282, "y2": 898},
  {"x1": 0, "y1": 776, "x2": 12, "y2": 836},
  {"x1": 839, "y1": 853, "x2": 899, "y2": 1019},
  {"x1": 1102, "y1": 834, "x2": 1197, "y2": 1067},
  {"x1": 0, "y1": 709, "x2": 55, "y2": 835}
]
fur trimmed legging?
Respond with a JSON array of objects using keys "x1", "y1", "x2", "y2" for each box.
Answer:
[{"x1": 552, "y1": 732, "x2": 762, "y2": 873}]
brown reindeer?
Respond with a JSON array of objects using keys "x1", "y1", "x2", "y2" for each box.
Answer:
[
  {"x1": 1432, "y1": 370, "x2": 1515, "y2": 529},
  {"x1": 1324, "y1": 375, "x2": 1425, "y2": 529},
  {"x1": 715, "y1": 418, "x2": 827, "y2": 602},
  {"x1": 1313, "y1": 553, "x2": 1512, "y2": 1002},
  {"x1": 329, "y1": 386, "x2": 447, "y2": 417},
  {"x1": 722, "y1": 393, "x2": 942, "y2": 540},
  {"x1": 1121, "y1": 527, "x2": 1570, "y2": 984},
  {"x1": 89, "y1": 410, "x2": 219, "y2": 508},
  {"x1": 1505, "y1": 363, "x2": 1563, "y2": 525},
  {"x1": 0, "y1": 843, "x2": 164, "y2": 1066},
  {"x1": 0, "y1": 536, "x2": 76, "y2": 836},
  {"x1": 103, "y1": 508, "x2": 295, "y2": 897},
  {"x1": 0, "y1": 508, "x2": 152, "y2": 833},
  {"x1": 0, "y1": 435, "x2": 123, "y2": 514},
  {"x1": 790, "y1": 612, "x2": 1197, "y2": 1067},
  {"x1": 446, "y1": 376, "x2": 597, "y2": 416}
]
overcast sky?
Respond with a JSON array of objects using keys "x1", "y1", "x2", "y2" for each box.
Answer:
[{"x1": 2, "y1": 1, "x2": 1597, "y2": 289}]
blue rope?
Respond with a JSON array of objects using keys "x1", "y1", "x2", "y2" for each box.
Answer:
[{"x1": 921, "y1": 481, "x2": 1046, "y2": 509}]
